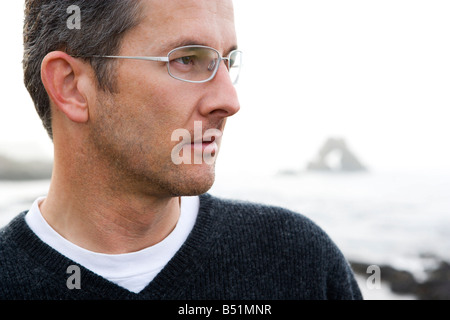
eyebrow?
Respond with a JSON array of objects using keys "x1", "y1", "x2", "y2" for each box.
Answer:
[{"x1": 161, "y1": 38, "x2": 238, "y2": 56}]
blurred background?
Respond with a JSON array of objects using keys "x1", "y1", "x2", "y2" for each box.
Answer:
[{"x1": 1, "y1": 0, "x2": 449, "y2": 299}]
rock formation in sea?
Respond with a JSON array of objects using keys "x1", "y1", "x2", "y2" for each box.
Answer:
[{"x1": 307, "y1": 137, "x2": 367, "y2": 172}]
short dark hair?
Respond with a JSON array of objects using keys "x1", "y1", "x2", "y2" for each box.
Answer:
[{"x1": 23, "y1": 0, "x2": 143, "y2": 139}]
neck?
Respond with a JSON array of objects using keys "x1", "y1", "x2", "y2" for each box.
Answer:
[{"x1": 40, "y1": 149, "x2": 181, "y2": 254}]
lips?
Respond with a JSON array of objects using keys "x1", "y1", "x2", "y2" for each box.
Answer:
[
  {"x1": 191, "y1": 133, "x2": 221, "y2": 153},
  {"x1": 170, "y1": 122, "x2": 224, "y2": 165},
  {"x1": 192, "y1": 130, "x2": 222, "y2": 145}
]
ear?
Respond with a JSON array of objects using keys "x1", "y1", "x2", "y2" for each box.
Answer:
[{"x1": 41, "y1": 51, "x2": 91, "y2": 123}]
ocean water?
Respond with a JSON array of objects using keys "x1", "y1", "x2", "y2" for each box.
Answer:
[
  {"x1": 1, "y1": 170, "x2": 448, "y2": 299},
  {"x1": 0, "y1": 180, "x2": 50, "y2": 227}
]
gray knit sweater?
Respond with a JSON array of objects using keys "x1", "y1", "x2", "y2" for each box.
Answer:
[{"x1": 0, "y1": 194, "x2": 362, "y2": 300}]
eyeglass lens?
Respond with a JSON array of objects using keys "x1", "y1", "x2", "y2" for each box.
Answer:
[
  {"x1": 228, "y1": 50, "x2": 242, "y2": 85},
  {"x1": 168, "y1": 47, "x2": 242, "y2": 84}
]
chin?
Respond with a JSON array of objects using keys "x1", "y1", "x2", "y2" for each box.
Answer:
[{"x1": 163, "y1": 163, "x2": 217, "y2": 197}]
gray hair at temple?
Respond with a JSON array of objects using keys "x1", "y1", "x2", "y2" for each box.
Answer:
[{"x1": 23, "y1": 0, "x2": 143, "y2": 139}]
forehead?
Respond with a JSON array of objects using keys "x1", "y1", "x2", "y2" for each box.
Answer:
[{"x1": 128, "y1": 0, "x2": 237, "y2": 54}]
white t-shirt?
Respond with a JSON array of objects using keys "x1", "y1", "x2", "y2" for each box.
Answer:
[{"x1": 25, "y1": 196, "x2": 199, "y2": 294}]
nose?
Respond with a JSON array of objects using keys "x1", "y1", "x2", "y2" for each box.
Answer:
[{"x1": 198, "y1": 62, "x2": 241, "y2": 119}]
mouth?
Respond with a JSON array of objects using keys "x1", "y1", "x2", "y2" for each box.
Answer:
[
  {"x1": 192, "y1": 129, "x2": 222, "y2": 142},
  {"x1": 191, "y1": 131, "x2": 222, "y2": 153},
  {"x1": 171, "y1": 121, "x2": 225, "y2": 165}
]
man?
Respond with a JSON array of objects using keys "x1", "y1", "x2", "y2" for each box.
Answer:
[{"x1": 0, "y1": 0, "x2": 362, "y2": 299}]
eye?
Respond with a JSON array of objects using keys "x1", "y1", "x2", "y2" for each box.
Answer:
[{"x1": 174, "y1": 56, "x2": 195, "y2": 65}]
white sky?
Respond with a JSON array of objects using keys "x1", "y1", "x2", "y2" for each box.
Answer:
[{"x1": 1, "y1": 1, "x2": 449, "y2": 175}]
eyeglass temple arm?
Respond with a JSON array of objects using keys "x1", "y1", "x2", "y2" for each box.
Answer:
[{"x1": 91, "y1": 55, "x2": 169, "y2": 62}]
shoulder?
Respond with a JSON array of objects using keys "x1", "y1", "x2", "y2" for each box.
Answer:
[
  {"x1": 0, "y1": 213, "x2": 31, "y2": 295},
  {"x1": 200, "y1": 193, "x2": 347, "y2": 271},
  {"x1": 0, "y1": 213, "x2": 31, "y2": 268},
  {"x1": 0, "y1": 212, "x2": 27, "y2": 248},
  {"x1": 201, "y1": 193, "x2": 333, "y2": 247},
  {"x1": 200, "y1": 193, "x2": 363, "y2": 299}
]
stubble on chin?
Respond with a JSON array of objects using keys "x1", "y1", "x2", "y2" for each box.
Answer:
[{"x1": 162, "y1": 163, "x2": 217, "y2": 197}]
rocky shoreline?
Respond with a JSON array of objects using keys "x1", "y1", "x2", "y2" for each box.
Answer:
[{"x1": 350, "y1": 259, "x2": 450, "y2": 300}]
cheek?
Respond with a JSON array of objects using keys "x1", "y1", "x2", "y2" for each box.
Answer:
[
  {"x1": 137, "y1": 88, "x2": 199, "y2": 138},
  {"x1": 119, "y1": 65, "x2": 190, "y2": 117},
  {"x1": 115, "y1": 64, "x2": 202, "y2": 143}
]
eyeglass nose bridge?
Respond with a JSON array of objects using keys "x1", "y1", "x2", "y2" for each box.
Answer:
[
  {"x1": 207, "y1": 55, "x2": 242, "y2": 85},
  {"x1": 222, "y1": 57, "x2": 232, "y2": 70}
]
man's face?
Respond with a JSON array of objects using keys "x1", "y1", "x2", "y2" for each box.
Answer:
[{"x1": 87, "y1": 0, "x2": 240, "y2": 197}]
